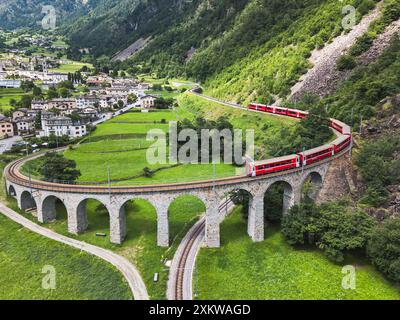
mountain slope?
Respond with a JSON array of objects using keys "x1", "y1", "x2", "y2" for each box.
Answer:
[{"x1": 0, "y1": 0, "x2": 105, "y2": 30}]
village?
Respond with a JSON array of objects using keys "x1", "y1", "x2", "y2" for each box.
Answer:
[{"x1": 0, "y1": 42, "x2": 170, "y2": 153}]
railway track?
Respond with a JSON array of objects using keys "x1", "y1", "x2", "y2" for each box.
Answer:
[
  {"x1": 4, "y1": 91, "x2": 351, "y2": 195},
  {"x1": 171, "y1": 198, "x2": 233, "y2": 300}
]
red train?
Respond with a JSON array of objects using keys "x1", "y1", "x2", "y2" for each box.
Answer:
[
  {"x1": 246, "y1": 103, "x2": 352, "y2": 177},
  {"x1": 248, "y1": 103, "x2": 309, "y2": 119}
]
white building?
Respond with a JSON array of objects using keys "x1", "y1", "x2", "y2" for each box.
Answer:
[
  {"x1": 32, "y1": 100, "x2": 50, "y2": 111},
  {"x1": 140, "y1": 95, "x2": 157, "y2": 109},
  {"x1": 40, "y1": 115, "x2": 87, "y2": 138},
  {"x1": 0, "y1": 80, "x2": 21, "y2": 88},
  {"x1": 15, "y1": 117, "x2": 35, "y2": 134}
]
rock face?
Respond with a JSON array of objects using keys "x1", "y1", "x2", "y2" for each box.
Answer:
[
  {"x1": 290, "y1": 6, "x2": 382, "y2": 101},
  {"x1": 290, "y1": 6, "x2": 400, "y2": 102},
  {"x1": 316, "y1": 154, "x2": 358, "y2": 204},
  {"x1": 359, "y1": 18, "x2": 400, "y2": 65},
  {"x1": 111, "y1": 36, "x2": 152, "y2": 62}
]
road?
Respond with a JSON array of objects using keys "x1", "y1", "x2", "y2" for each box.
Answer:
[
  {"x1": 0, "y1": 202, "x2": 149, "y2": 300},
  {"x1": 92, "y1": 103, "x2": 138, "y2": 126},
  {"x1": 0, "y1": 135, "x2": 22, "y2": 154}
]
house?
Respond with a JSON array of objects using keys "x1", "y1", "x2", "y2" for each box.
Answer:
[
  {"x1": 140, "y1": 95, "x2": 157, "y2": 109},
  {"x1": 31, "y1": 100, "x2": 50, "y2": 111},
  {"x1": 0, "y1": 116, "x2": 15, "y2": 138},
  {"x1": 82, "y1": 107, "x2": 98, "y2": 118},
  {"x1": 0, "y1": 79, "x2": 21, "y2": 88},
  {"x1": 45, "y1": 72, "x2": 68, "y2": 84},
  {"x1": 39, "y1": 115, "x2": 87, "y2": 138},
  {"x1": 47, "y1": 98, "x2": 76, "y2": 110},
  {"x1": 76, "y1": 95, "x2": 99, "y2": 109},
  {"x1": 12, "y1": 108, "x2": 28, "y2": 121},
  {"x1": 15, "y1": 117, "x2": 35, "y2": 134}
]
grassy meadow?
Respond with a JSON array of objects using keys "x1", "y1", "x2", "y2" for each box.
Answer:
[
  {"x1": 0, "y1": 164, "x2": 132, "y2": 300},
  {"x1": 3, "y1": 192, "x2": 205, "y2": 299},
  {"x1": 0, "y1": 88, "x2": 26, "y2": 113},
  {"x1": 196, "y1": 208, "x2": 400, "y2": 300}
]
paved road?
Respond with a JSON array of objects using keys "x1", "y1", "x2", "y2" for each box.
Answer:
[
  {"x1": 0, "y1": 202, "x2": 149, "y2": 300},
  {"x1": 0, "y1": 135, "x2": 22, "y2": 154}
]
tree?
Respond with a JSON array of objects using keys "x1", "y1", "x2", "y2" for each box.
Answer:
[
  {"x1": 127, "y1": 93, "x2": 138, "y2": 104},
  {"x1": 143, "y1": 167, "x2": 154, "y2": 177},
  {"x1": 40, "y1": 153, "x2": 81, "y2": 182},
  {"x1": 367, "y1": 218, "x2": 400, "y2": 282},
  {"x1": 34, "y1": 111, "x2": 42, "y2": 129},
  {"x1": 33, "y1": 86, "x2": 42, "y2": 97},
  {"x1": 117, "y1": 100, "x2": 124, "y2": 109},
  {"x1": 9, "y1": 98, "x2": 17, "y2": 107},
  {"x1": 282, "y1": 201, "x2": 375, "y2": 262},
  {"x1": 21, "y1": 80, "x2": 35, "y2": 92},
  {"x1": 17, "y1": 95, "x2": 33, "y2": 108},
  {"x1": 58, "y1": 87, "x2": 70, "y2": 98},
  {"x1": 47, "y1": 87, "x2": 59, "y2": 99}
]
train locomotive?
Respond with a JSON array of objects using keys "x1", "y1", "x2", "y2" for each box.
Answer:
[{"x1": 246, "y1": 103, "x2": 352, "y2": 177}]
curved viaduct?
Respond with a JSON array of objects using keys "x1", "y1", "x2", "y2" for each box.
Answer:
[{"x1": 4, "y1": 152, "x2": 343, "y2": 248}]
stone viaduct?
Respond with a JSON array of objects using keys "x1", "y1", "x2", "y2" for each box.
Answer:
[{"x1": 4, "y1": 155, "x2": 335, "y2": 248}]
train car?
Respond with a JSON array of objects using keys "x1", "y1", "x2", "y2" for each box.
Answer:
[
  {"x1": 247, "y1": 155, "x2": 300, "y2": 177},
  {"x1": 330, "y1": 119, "x2": 351, "y2": 135},
  {"x1": 299, "y1": 144, "x2": 334, "y2": 166},
  {"x1": 248, "y1": 103, "x2": 275, "y2": 113},
  {"x1": 286, "y1": 108, "x2": 309, "y2": 119},
  {"x1": 248, "y1": 103, "x2": 267, "y2": 112},
  {"x1": 332, "y1": 135, "x2": 352, "y2": 154},
  {"x1": 274, "y1": 107, "x2": 288, "y2": 116}
]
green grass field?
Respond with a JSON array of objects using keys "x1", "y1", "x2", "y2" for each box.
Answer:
[
  {"x1": 6, "y1": 194, "x2": 205, "y2": 300},
  {"x1": 0, "y1": 215, "x2": 133, "y2": 300},
  {"x1": 196, "y1": 208, "x2": 400, "y2": 300},
  {"x1": 0, "y1": 163, "x2": 132, "y2": 300},
  {"x1": 49, "y1": 61, "x2": 92, "y2": 73},
  {"x1": 178, "y1": 93, "x2": 297, "y2": 148},
  {"x1": 0, "y1": 88, "x2": 26, "y2": 113},
  {"x1": 21, "y1": 94, "x2": 295, "y2": 184}
]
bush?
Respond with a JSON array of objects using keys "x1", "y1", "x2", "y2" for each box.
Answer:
[
  {"x1": 367, "y1": 218, "x2": 400, "y2": 282},
  {"x1": 357, "y1": 0, "x2": 377, "y2": 15},
  {"x1": 337, "y1": 55, "x2": 357, "y2": 71},
  {"x1": 282, "y1": 201, "x2": 376, "y2": 262},
  {"x1": 349, "y1": 32, "x2": 375, "y2": 56}
]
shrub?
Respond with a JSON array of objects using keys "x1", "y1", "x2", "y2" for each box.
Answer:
[
  {"x1": 367, "y1": 218, "x2": 400, "y2": 282},
  {"x1": 349, "y1": 32, "x2": 375, "y2": 56},
  {"x1": 357, "y1": 0, "x2": 377, "y2": 15},
  {"x1": 337, "y1": 55, "x2": 357, "y2": 71},
  {"x1": 282, "y1": 201, "x2": 376, "y2": 263}
]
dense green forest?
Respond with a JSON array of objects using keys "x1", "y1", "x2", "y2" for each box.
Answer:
[
  {"x1": 0, "y1": 0, "x2": 103, "y2": 30},
  {"x1": 66, "y1": 0, "x2": 398, "y2": 103}
]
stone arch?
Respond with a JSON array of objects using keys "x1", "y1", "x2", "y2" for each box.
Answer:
[
  {"x1": 118, "y1": 197, "x2": 158, "y2": 244},
  {"x1": 264, "y1": 181, "x2": 294, "y2": 223},
  {"x1": 40, "y1": 195, "x2": 67, "y2": 223},
  {"x1": 8, "y1": 185, "x2": 16, "y2": 197},
  {"x1": 302, "y1": 171, "x2": 323, "y2": 200},
  {"x1": 223, "y1": 187, "x2": 256, "y2": 243},
  {"x1": 74, "y1": 197, "x2": 110, "y2": 236},
  {"x1": 167, "y1": 195, "x2": 206, "y2": 246},
  {"x1": 20, "y1": 191, "x2": 37, "y2": 212}
]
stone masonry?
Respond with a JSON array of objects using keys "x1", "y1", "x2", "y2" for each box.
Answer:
[{"x1": 6, "y1": 161, "x2": 333, "y2": 248}]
